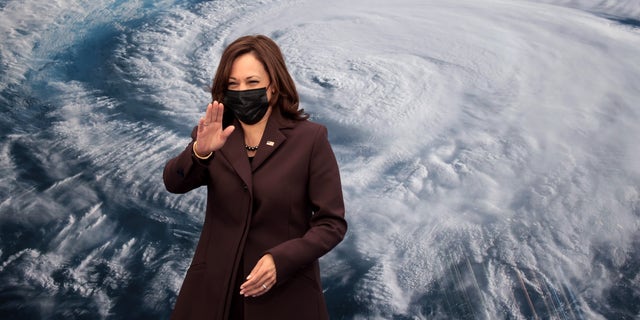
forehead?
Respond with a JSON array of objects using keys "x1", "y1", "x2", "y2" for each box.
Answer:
[{"x1": 229, "y1": 53, "x2": 268, "y2": 78}]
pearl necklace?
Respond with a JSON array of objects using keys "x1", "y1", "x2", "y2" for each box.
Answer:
[{"x1": 244, "y1": 144, "x2": 259, "y2": 151}]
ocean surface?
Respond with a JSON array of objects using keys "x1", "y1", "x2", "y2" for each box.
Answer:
[{"x1": 1, "y1": 0, "x2": 639, "y2": 319}]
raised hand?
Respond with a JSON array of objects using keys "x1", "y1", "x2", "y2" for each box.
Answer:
[{"x1": 195, "y1": 101, "x2": 235, "y2": 155}]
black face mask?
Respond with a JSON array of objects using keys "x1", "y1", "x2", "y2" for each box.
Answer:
[{"x1": 223, "y1": 88, "x2": 270, "y2": 125}]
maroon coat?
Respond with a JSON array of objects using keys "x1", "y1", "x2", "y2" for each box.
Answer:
[{"x1": 163, "y1": 109, "x2": 347, "y2": 320}]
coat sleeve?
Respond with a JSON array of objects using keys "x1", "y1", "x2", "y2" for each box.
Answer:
[
  {"x1": 163, "y1": 126, "x2": 211, "y2": 194},
  {"x1": 267, "y1": 125, "x2": 348, "y2": 283}
]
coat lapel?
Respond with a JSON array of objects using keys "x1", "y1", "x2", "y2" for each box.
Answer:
[
  {"x1": 218, "y1": 110, "x2": 294, "y2": 187},
  {"x1": 251, "y1": 110, "x2": 292, "y2": 171},
  {"x1": 219, "y1": 122, "x2": 253, "y2": 191}
]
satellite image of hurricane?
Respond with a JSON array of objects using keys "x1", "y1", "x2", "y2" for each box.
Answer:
[{"x1": 1, "y1": 0, "x2": 639, "y2": 319}]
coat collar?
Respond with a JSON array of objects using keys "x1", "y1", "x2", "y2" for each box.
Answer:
[{"x1": 218, "y1": 108, "x2": 295, "y2": 191}]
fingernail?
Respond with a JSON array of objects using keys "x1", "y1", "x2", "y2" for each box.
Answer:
[{"x1": 246, "y1": 275, "x2": 252, "y2": 280}]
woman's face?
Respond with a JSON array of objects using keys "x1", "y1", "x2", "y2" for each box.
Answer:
[{"x1": 227, "y1": 53, "x2": 272, "y2": 101}]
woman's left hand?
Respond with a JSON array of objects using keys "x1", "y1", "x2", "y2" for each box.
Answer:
[{"x1": 240, "y1": 254, "x2": 277, "y2": 297}]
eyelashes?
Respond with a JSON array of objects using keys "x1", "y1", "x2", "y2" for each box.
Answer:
[{"x1": 227, "y1": 80, "x2": 261, "y2": 88}]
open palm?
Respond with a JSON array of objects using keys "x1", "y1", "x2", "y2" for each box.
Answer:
[{"x1": 195, "y1": 101, "x2": 235, "y2": 154}]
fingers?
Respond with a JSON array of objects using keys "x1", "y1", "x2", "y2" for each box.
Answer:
[
  {"x1": 240, "y1": 254, "x2": 277, "y2": 297},
  {"x1": 204, "y1": 101, "x2": 217, "y2": 124},
  {"x1": 197, "y1": 115, "x2": 209, "y2": 136},
  {"x1": 208, "y1": 100, "x2": 225, "y2": 124},
  {"x1": 240, "y1": 267, "x2": 270, "y2": 297},
  {"x1": 213, "y1": 100, "x2": 224, "y2": 123},
  {"x1": 222, "y1": 125, "x2": 235, "y2": 139},
  {"x1": 201, "y1": 101, "x2": 225, "y2": 124}
]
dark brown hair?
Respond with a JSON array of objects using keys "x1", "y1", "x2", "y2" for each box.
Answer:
[{"x1": 211, "y1": 35, "x2": 308, "y2": 124}]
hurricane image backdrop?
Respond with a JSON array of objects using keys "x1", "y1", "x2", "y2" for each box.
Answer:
[{"x1": 1, "y1": 0, "x2": 639, "y2": 319}]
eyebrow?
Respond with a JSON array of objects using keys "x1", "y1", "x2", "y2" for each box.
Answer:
[{"x1": 228, "y1": 75, "x2": 261, "y2": 80}]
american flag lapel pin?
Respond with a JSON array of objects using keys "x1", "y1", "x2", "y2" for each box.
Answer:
[{"x1": 266, "y1": 141, "x2": 275, "y2": 146}]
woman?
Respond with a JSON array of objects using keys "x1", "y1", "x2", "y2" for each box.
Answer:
[{"x1": 163, "y1": 35, "x2": 347, "y2": 320}]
